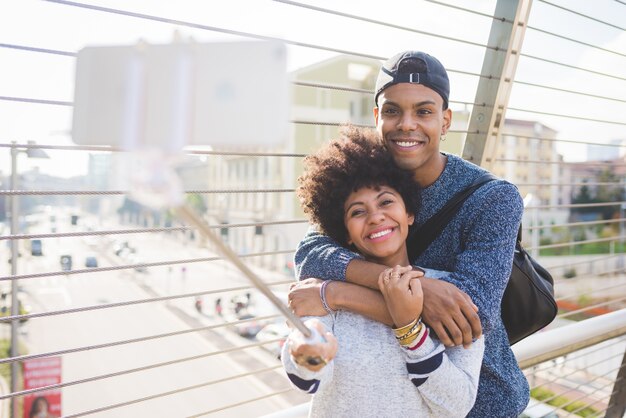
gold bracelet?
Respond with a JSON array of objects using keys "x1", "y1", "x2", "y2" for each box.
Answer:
[
  {"x1": 393, "y1": 317, "x2": 418, "y2": 336},
  {"x1": 394, "y1": 318, "x2": 422, "y2": 340},
  {"x1": 392, "y1": 316, "x2": 421, "y2": 337},
  {"x1": 402, "y1": 324, "x2": 428, "y2": 348},
  {"x1": 396, "y1": 322, "x2": 421, "y2": 341},
  {"x1": 397, "y1": 323, "x2": 423, "y2": 345}
]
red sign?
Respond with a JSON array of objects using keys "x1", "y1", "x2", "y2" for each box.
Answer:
[{"x1": 22, "y1": 357, "x2": 62, "y2": 418}]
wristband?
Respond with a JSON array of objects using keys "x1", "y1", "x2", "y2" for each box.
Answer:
[{"x1": 320, "y1": 280, "x2": 335, "y2": 315}]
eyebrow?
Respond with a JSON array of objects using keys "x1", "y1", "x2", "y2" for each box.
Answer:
[
  {"x1": 382, "y1": 99, "x2": 437, "y2": 108},
  {"x1": 345, "y1": 190, "x2": 397, "y2": 212}
]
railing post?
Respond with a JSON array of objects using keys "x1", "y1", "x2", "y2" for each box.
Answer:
[
  {"x1": 9, "y1": 142, "x2": 19, "y2": 418},
  {"x1": 605, "y1": 347, "x2": 626, "y2": 418},
  {"x1": 462, "y1": 0, "x2": 533, "y2": 169}
]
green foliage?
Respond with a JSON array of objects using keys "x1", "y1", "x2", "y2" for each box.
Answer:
[
  {"x1": 0, "y1": 338, "x2": 10, "y2": 381},
  {"x1": 530, "y1": 387, "x2": 598, "y2": 417},
  {"x1": 577, "y1": 294, "x2": 592, "y2": 306},
  {"x1": 186, "y1": 193, "x2": 207, "y2": 214},
  {"x1": 571, "y1": 169, "x2": 625, "y2": 220}
]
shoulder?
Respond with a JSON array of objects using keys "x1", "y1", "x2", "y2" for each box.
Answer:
[{"x1": 473, "y1": 178, "x2": 523, "y2": 210}]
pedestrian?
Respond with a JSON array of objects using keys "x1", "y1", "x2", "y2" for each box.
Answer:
[
  {"x1": 290, "y1": 50, "x2": 528, "y2": 417},
  {"x1": 194, "y1": 296, "x2": 203, "y2": 314},
  {"x1": 215, "y1": 298, "x2": 223, "y2": 317},
  {"x1": 283, "y1": 128, "x2": 483, "y2": 417}
]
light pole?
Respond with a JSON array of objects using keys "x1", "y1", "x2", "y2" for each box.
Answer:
[{"x1": 9, "y1": 141, "x2": 48, "y2": 418}]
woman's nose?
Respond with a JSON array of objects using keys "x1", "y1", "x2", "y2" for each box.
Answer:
[{"x1": 368, "y1": 209, "x2": 385, "y2": 223}]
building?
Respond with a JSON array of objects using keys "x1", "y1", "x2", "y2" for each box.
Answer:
[{"x1": 491, "y1": 119, "x2": 570, "y2": 234}]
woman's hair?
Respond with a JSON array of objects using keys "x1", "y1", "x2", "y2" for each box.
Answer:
[
  {"x1": 30, "y1": 396, "x2": 49, "y2": 417},
  {"x1": 297, "y1": 125, "x2": 419, "y2": 246}
]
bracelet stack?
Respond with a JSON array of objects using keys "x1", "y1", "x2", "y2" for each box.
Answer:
[
  {"x1": 320, "y1": 280, "x2": 335, "y2": 315},
  {"x1": 393, "y1": 317, "x2": 428, "y2": 350}
]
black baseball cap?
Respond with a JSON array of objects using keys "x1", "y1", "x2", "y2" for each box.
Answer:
[{"x1": 374, "y1": 51, "x2": 450, "y2": 109}]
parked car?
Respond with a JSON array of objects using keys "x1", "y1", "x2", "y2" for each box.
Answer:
[
  {"x1": 30, "y1": 239, "x2": 43, "y2": 256},
  {"x1": 233, "y1": 314, "x2": 265, "y2": 339},
  {"x1": 256, "y1": 321, "x2": 290, "y2": 359},
  {"x1": 84, "y1": 256, "x2": 98, "y2": 268},
  {"x1": 60, "y1": 255, "x2": 73, "y2": 271}
]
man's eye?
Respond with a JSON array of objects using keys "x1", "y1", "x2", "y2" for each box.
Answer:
[
  {"x1": 417, "y1": 109, "x2": 432, "y2": 115},
  {"x1": 382, "y1": 108, "x2": 398, "y2": 115}
]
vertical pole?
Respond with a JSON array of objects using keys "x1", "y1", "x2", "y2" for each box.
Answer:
[
  {"x1": 9, "y1": 142, "x2": 19, "y2": 418},
  {"x1": 605, "y1": 348, "x2": 626, "y2": 418},
  {"x1": 462, "y1": 0, "x2": 533, "y2": 168}
]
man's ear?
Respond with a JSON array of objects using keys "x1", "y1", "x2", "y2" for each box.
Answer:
[
  {"x1": 441, "y1": 108, "x2": 452, "y2": 135},
  {"x1": 373, "y1": 107, "x2": 379, "y2": 127}
]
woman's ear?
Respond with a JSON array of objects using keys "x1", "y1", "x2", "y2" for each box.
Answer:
[{"x1": 408, "y1": 213, "x2": 415, "y2": 226}]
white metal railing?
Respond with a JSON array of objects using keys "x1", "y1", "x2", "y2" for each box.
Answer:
[
  {"x1": 0, "y1": 0, "x2": 625, "y2": 417},
  {"x1": 262, "y1": 310, "x2": 626, "y2": 418}
]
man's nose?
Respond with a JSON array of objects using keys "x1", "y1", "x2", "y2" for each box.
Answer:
[{"x1": 397, "y1": 113, "x2": 417, "y2": 131}]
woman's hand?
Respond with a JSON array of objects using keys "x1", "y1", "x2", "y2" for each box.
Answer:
[
  {"x1": 288, "y1": 278, "x2": 327, "y2": 317},
  {"x1": 378, "y1": 265, "x2": 424, "y2": 328},
  {"x1": 288, "y1": 318, "x2": 338, "y2": 372}
]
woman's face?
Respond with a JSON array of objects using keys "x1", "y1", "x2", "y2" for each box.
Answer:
[{"x1": 343, "y1": 185, "x2": 413, "y2": 266}]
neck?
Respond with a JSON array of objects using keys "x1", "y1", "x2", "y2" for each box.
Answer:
[
  {"x1": 374, "y1": 247, "x2": 411, "y2": 268},
  {"x1": 413, "y1": 153, "x2": 447, "y2": 187}
]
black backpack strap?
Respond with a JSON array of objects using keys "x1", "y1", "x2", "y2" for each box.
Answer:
[{"x1": 407, "y1": 172, "x2": 498, "y2": 259}]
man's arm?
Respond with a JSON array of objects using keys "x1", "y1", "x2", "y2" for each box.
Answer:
[
  {"x1": 289, "y1": 278, "x2": 394, "y2": 326},
  {"x1": 294, "y1": 227, "x2": 481, "y2": 345}
]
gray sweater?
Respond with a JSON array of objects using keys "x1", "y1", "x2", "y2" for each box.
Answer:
[
  {"x1": 282, "y1": 309, "x2": 484, "y2": 418},
  {"x1": 294, "y1": 154, "x2": 529, "y2": 417}
]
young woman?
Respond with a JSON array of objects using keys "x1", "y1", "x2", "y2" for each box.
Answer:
[{"x1": 281, "y1": 126, "x2": 484, "y2": 417}]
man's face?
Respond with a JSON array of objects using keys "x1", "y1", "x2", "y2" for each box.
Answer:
[{"x1": 374, "y1": 83, "x2": 451, "y2": 184}]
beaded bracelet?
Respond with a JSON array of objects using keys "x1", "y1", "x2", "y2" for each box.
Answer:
[{"x1": 320, "y1": 280, "x2": 335, "y2": 315}]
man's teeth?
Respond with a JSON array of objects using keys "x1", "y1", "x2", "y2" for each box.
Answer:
[
  {"x1": 369, "y1": 229, "x2": 392, "y2": 239},
  {"x1": 397, "y1": 141, "x2": 418, "y2": 147}
]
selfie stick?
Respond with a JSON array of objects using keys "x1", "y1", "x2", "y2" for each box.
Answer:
[
  {"x1": 174, "y1": 204, "x2": 313, "y2": 338},
  {"x1": 71, "y1": 39, "x2": 318, "y2": 342}
]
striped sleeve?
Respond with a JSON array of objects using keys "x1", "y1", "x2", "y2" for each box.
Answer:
[
  {"x1": 404, "y1": 331, "x2": 445, "y2": 388},
  {"x1": 403, "y1": 334, "x2": 485, "y2": 417},
  {"x1": 280, "y1": 315, "x2": 335, "y2": 395}
]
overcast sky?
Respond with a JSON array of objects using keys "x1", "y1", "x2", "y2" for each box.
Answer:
[{"x1": 1, "y1": 0, "x2": 625, "y2": 178}]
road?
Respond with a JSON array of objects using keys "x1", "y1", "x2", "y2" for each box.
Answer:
[{"x1": 1, "y1": 208, "x2": 306, "y2": 417}]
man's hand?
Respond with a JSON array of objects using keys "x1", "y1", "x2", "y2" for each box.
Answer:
[
  {"x1": 288, "y1": 278, "x2": 327, "y2": 317},
  {"x1": 420, "y1": 277, "x2": 481, "y2": 348}
]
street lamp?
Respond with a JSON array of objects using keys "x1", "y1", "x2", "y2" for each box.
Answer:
[{"x1": 9, "y1": 140, "x2": 48, "y2": 417}]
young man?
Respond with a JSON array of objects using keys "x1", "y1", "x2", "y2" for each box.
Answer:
[{"x1": 290, "y1": 51, "x2": 529, "y2": 417}]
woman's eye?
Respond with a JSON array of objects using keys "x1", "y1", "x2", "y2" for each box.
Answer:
[
  {"x1": 349, "y1": 209, "x2": 365, "y2": 217},
  {"x1": 380, "y1": 199, "x2": 394, "y2": 206}
]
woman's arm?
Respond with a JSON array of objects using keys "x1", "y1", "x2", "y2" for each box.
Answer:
[
  {"x1": 403, "y1": 335, "x2": 485, "y2": 417},
  {"x1": 281, "y1": 317, "x2": 337, "y2": 394},
  {"x1": 289, "y1": 279, "x2": 394, "y2": 326}
]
